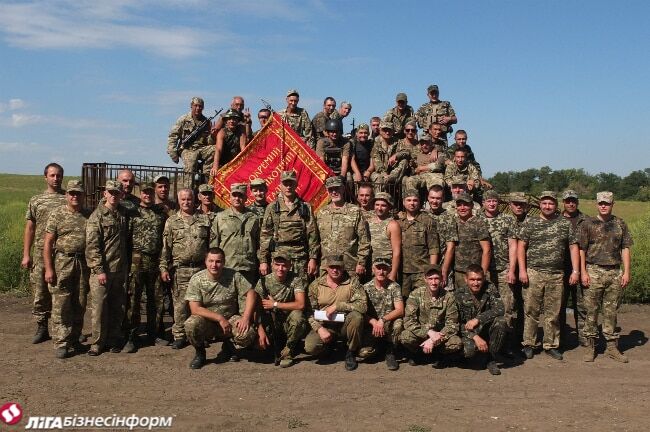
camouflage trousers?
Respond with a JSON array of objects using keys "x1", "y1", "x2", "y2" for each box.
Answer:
[
  {"x1": 125, "y1": 252, "x2": 163, "y2": 339},
  {"x1": 264, "y1": 309, "x2": 308, "y2": 349},
  {"x1": 489, "y1": 268, "x2": 516, "y2": 329},
  {"x1": 523, "y1": 268, "x2": 563, "y2": 350},
  {"x1": 304, "y1": 311, "x2": 364, "y2": 355},
  {"x1": 30, "y1": 252, "x2": 51, "y2": 324},
  {"x1": 359, "y1": 318, "x2": 403, "y2": 358},
  {"x1": 180, "y1": 144, "x2": 214, "y2": 188},
  {"x1": 462, "y1": 317, "x2": 507, "y2": 358},
  {"x1": 171, "y1": 266, "x2": 203, "y2": 340},
  {"x1": 403, "y1": 172, "x2": 445, "y2": 194},
  {"x1": 370, "y1": 160, "x2": 408, "y2": 191},
  {"x1": 89, "y1": 270, "x2": 126, "y2": 351},
  {"x1": 185, "y1": 314, "x2": 256, "y2": 349},
  {"x1": 559, "y1": 270, "x2": 586, "y2": 345},
  {"x1": 583, "y1": 264, "x2": 623, "y2": 342},
  {"x1": 401, "y1": 272, "x2": 425, "y2": 298},
  {"x1": 399, "y1": 329, "x2": 462, "y2": 354},
  {"x1": 48, "y1": 253, "x2": 89, "y2": 349}
]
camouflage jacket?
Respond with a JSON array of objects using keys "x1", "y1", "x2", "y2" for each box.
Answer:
[
  {"x1": 167, "y1": 112, "x2": 214, "y2": 159},
  {"x1": 316, "y1": 137, "x2": 351, "y2": 176},
  {"x1": 247, "y1": 203, "x2": 267, "y2": 219},
  {"x1": 383, "y1": 105, "x2": 415, "y2": 138},
  {"x1": 370, "y1": 138, "x2": 401, "y2": 174},
  {"x1": 259, "y1": 196, "x2": 319, "y2": 264},
  {"x1": 86, "y1": 203, "x2": 130, "y2": 275},
  {"x1": 444, "y1": 162, "x2": 481, "y2": 186},
  {"x1": 453, "y1": 215, "x2": 491, "y2": 273},
  {"x1": 403, "y1": 287, "x2": 459, "y2": 341},
  {"x1": 579, "y1": 215, "x2": 633, "y2": 266},
  {"x1": 446, "y1": 143, "x2": 481, "y2": 173},
  {"x1": 185, "y1": 268, "x2": 252, "y2": 318},
  {"x1": 317, "y1": 203, "x2": 371, "y2": 271},
  {"x1": 519, "y1": 215, "x2": 578, "y2": 272},
  {"x1": 478, "y1": 211, "x2": 517, "y2": 272},
  {"x1": 415, "y1": 100, "x2": 456, "y2": 134},
  {"x1": 255, "y1": 271, "x2": 306, "y2": 304},
  {"x1": 214, "y1": 208, "x2": 260, "y2": 272},
  {"x1": 454, "y1": 282, "x2": 504, "y2": 339},
  {"x1": 562, "y1": 211, "x2": 588, "y2": 271},
  {"x1": 279, "y1": 108, "x2": 314, "y2": 148},
  {"x1": 307, "y1": 274, "x2": 367, "y2": 331},
  {"x1": 130, "y1": 204, "x2": 166, "y2": 256},
  {"x1": 45, "y1": 205, "x2": 92, "y2": 255},
  {"x1": 25, "y1": 190, "x2": 66, "y2": 251},
  {"x1": 311, "y1": 110, "x2": 341, "y2": 137},
  {"x1": 159, "y1": 212, "x2": 217, "y2": 272},
  {"x1": 399, "y1": 212, "x2": 440, "y2": 274},
  {"x1": 363, "y1": 279, "x2": 403, "y2": 320}
]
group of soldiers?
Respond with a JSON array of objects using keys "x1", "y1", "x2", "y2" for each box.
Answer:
[{"x1": 22, "y1": 85, "x2": 633, "y2": 374}]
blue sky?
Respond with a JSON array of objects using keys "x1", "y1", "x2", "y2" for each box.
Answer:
[{"x1": 1, "y1": 0, "x2": 649, "y2": 177}]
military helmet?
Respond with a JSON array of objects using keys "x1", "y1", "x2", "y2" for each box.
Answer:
[
  {"x1": 223, "y1": 109, "x2": 241, "y2": 120},
  {"x1": 325, "y1": 118, "x2": 341, "y2": 132}
]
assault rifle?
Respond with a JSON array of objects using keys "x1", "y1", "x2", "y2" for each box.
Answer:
[
  {"x1": 175, "y1": 108, "x2": 222, "y2": 154},
  {"x1": 259, "y1": 277, "x2": 282, "y2": 365}
]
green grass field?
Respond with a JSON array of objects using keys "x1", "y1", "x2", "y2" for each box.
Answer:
[{"x1": 1, "y1": 174, "x2": 648, "y2": 301}]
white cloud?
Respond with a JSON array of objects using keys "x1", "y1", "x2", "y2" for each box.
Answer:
[
  {"x1": 0, "y1": 98, "x2": 27, "y2": 113},
  {"x1": 6, "y1": 112, "x2": 128, "y2": 129},
  {"x1": 11, "y1": 113, "x2": 42, "y2": 127},
  {"x1": 0, "y1": 141, "x2": 48, "y2": 153}
]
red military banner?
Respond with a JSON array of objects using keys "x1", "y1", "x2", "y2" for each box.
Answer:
[{"x1": 212, "y1": 112, "x2": 334, "y2": 210}]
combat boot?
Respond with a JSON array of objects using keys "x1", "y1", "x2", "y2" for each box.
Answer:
[
  {"x1": 385, "y1": 344, "x2": 399, "y2": 371},
  {"x1": 55, "y1": 347, "x2": 70, "y2": 359},
  {"x1": 32, "y1": 322, "x2": 50, "y2": 344},
  {"x1": 124, "y1": 337, "x2": 137, "y2": 354},
  {"x1": 171, "y1": 337, "x2": 188, "y2": 350},
  {"x1": 189, "y1": 347, "x2": 207, "y2": 369},
  {"x1": 582, "y1": 338, "x2": 596, "y2": 362},
  {"x1": 605, "y1": 341, "x2": 629, "y2": 363},
  {"x1": 344, "y1": 350, "x2": 358, "y2": 371}
]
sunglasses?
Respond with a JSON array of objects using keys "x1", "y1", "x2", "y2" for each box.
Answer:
[{"x1": 405, "y1": 128, "x2": 416, "y2": 133}]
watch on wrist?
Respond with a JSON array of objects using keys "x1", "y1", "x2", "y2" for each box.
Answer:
[{"x1": 273, "y1": 301, "x2": 278, "y2": 309}]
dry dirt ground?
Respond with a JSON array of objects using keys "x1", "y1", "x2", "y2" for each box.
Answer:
[{"x1": 1, "y1": 294, "x2": 649, "y2": 432}]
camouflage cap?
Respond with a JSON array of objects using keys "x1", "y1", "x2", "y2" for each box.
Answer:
[
  {"x1": 66, "y1": 179, "x2": 84, "y2": 193},
  {"x1": 449, "y1": 175, "x2": 467, "y2": 185},
  {"x1": 596, "y1": 191, "x2": 614, "y2": 204},
  {"x1": 539, "y1": 190, "x2": 557, "y2": 200},
  {"x1": 280, "y1": 170, "x2": 297, "y2": 183},
  {"x1": 271, "y1": 251, "x2": 290, "y2": 261},
  {"x1": 372, "y1": 257, "x2": 392, "y2": 268},
  {"x1": 373, "y1": 191, "x2": 394, "y2": 207},
  {"x1": 395, "y1": 92, "x2": 408, "y2": 102},
  {"x1": 425, "y1": 264, "x2": 442, "y2": 276},
  {"x1": 428, "y1": 177, "x2": 444, "y2": 188},
  {"x1": 427, "y1": 84, "x2": 439, "y2": 93},
  {"x1": 483, "y1": 190, "x2": 499, "y2": 200},
  {"x1": 562, "y1": 189, "x2": 579, "y2": 200},
  {"x1": 357, "y1": 123, "x2": 370, "y2": 131},
  {"x1": 250, "y1": 178, "x2": 267, "y2": 189},
  {"x1": 325, "y1": 255, "x2": 345, "y2": 267},
  {"x1": 286, "y1": 89, "x2": 299, "y2": 97},
  {"x1": 140, "y1": 181, "x2": 155, "y2": 191},
  {"x1": 222, "y1": 108, "x2": 241, "y2": 120},
  {"x1": 153, "y1": 174, "x2": 169, "y2": 183},
  {"x1": 379, "y1": 121, "x2": 394, "y2": 130},
  {"x1": 509, "y1": 192, "x2": 528, "y2": 203},
  {"x1": 405, "y1": 120, "x2": 417, "y2": 128},
  {"x1": 455, "y1": 192, "x2": 473, "y2": 204},
  {"x1": 105, "y1": 180, "x2": 123, "y2": 192},
  {"x1": 191, "y1": 97, "x2": 204, "y2": 106},
  {"x1": 325, "y1": 176, "x2": 344, "y2": 189},
  {"x1": 198, "y1": 184, "x2": 213, "y2": 194},
  {"x1": 403, "y1": 189, "x2": 419, "y2": 199},
  {"x1": 230, "y1": 183, "x2": 248, "y2": 195}
]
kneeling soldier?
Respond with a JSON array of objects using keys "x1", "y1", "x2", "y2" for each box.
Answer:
[
  {"x1": 359, "y1": 257, "x2": 404, "y2": 370},
  {"x1": 184, "y1": 248, "x2": 261, "y2": 369},
  {"x1": 456, "y1": 264, "x2": 507, "y2": 375},
  {"x1": 400, "y1": 265, "x2": 462, "y2": 367},
  {"x1": 255, "y1": 252, "x2": 308, "y2": 368},
  {"x1": 305, "y1": 255, "x2": 367, "y2": 371}
]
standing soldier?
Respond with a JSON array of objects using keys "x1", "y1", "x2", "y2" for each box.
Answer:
[
  {"x1": 167, "y1": 97, "x2": 215, "y2": 188},
  {"x1": 415, "y1": 84, "x2": 457, "y2": 144},
  {"x1": 279, "y1": 89, "x2": 315, "y2": 149},
  {"x1": 248, "y1": 179, "x2": 269, "y2": 219},
  {"x1": 517, "y1": 191, "x2": 580, "y2": 360},
  {"x1": 355, "y1": 183, "x2": 375, "y2": 221},
  {"x1": 580, "y1": 192, "x2": 633, "y2": 363},
  {"x1": 316, "y1": 119, "x2": 351, "y2": 177},
  {"x1": 124, "y1": 182, "x2": 167, "y2": 352},
  {"x1": 117, "y1": 169, "x2": 140, "y2": 211},
  {"x1": 160, "y1": 188, "x2": 217, "y2": 349},
  {"x1": 42, "y1": 180, "x2": 91, "y2": 358},
  {"x1": 153, "y1": 175, "x2": 179, "y2": 217},
  {"x1": 506, "y1": 192, "x2": 530, "y2": 346},
  {"x1": 258, "y1": 171, "x2": 319, "y2": 279},
  {"x1": 85, "y1": 180, "x2": 130, "y2": 355},
  {"x1": 196, "y1": 184, "x2": 220, "y2": 221},
  {"x1": 367, "y1": 192, "x2": 401, "y2": 282},
  {"x1": 22, "y1": 162, "x2": 66, "y2": 343},
  {"x1": 383, "y1": 93, "x2": 415, "y2": 139},
  {"x1": 317, "y1": 176, "x2": 370, "y2": 277},
  {"x1": 210, "y1": 109, "x2": 247, "y2": 177},
  {"x1": 311, "y1": 96, "x2": 340, "y2": 138},
  {"x1": 424, "y1": 183, "x2": 458, "y2": 290},
  {"x1": 213, "y1": 183, "x2": 260, "y2": 286}
]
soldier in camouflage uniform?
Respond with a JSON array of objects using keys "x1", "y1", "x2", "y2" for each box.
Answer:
[
  {"x1": 355, "y1": 183, "x2": 375, "y2": 221},
  {"x1": 517, "y1": 191, "x2": 580, "y2": 360},
  {"x1": 444, "y1": 147, "x2": 481, "y2": 192},
  {"x1": 349, "y1": 124, "x2": 374, "y2": 182},
  {"x1": 400, "y1": 265, "x2": 462, "y2": 367},
  {"x1": 185, "y1": 248, "x2": 260, "y2": 369},
  {"x1": 415, "y1": 84, "x2": 457, "y2": 144},
  {"x1": 160, "y1": 188, "x2": 218, "y2": 349},
  {"x1": 210, "y1": 109, "x2": 247, "y2": 177},
  {"x1": 85, "y1": 180, "x2": 130, "y2": 355},
  {"x1": 455, "y1": 265, "x2": 506, "y2": 375},
  {"x1": 196, "y1": 184, "x2": 220, "y2": 221},
  {"x1": 311, "y1": 96, "x2": 340, "y2": 138},
  {"x1": 580, "y1": 192, "x2": 633, "y2": 363},
  {"x1": 211, "y1": 96, "x2": 253, "y2": 140},
  {"x1": 22, "y1": 163, "x2": 67, "y2": 343},
  {"x1": 167, "y1": 97, "x2": 215, "y2": 188},
  {"x1": 506, "y1": 192, "x2": 530, "y2": 345},
  {"x1": 123, "y1": 182, "x2": 167, "y2": 352},
  {"x1": 559, "y1": 190, "x2": 588, "y2": 348},
  {"x1": 154, "y1": 175, "x2": 179, "y2": 217},
  {"x1": 42, "y1": 180, "x2": 91, "y2": 358},
  {"x1": 259, "y1": 170, "x2": 319, "y2": 279},
  {"x1": 445, "y1": 130, "x2": 482, "y2": 174},
  {"x1": 317, "y1": 176, "x2": 370, "y2": 277},
  {"x1": 117, "y1": 169, "x2": 141, "y2": 211},
  {"x1": 367, "y1": 192, "x2": 402, "y2": 281},
  {"x1": 279, "y1": 89, "x2": 315, "y2": 149},
  {"x1": 423, "y1": 183, "x2": 459, "y2": 290},
  {"x1": 305, "y1": 255, "x2": 367, "y2": 371},
  {"x1": 255, "y1": 251, "x2": 308, "y2": 368},
  {"x1": 399, "y1": 190, "x2": 440, "y2": 297},
  {"x1": 213, "y1": 183, "x2": 260, "y2": 285},
  {"x1": 316, "y1": 119, "x2": 351, "y2": 177},
  {"x1": 359, "y1": 258, "x2": 404, "y2": 370},
  {"x1": 403, "y1": 137, "x2": 447, "y2": 194},
  {"x1": 367, "y1": 121, "x2": 410, "y2": 189},
  {"x1": 442, "y1": 176, "x2": 482, "y2": 215},
  {"x1": 383, "y1": 92, "x2": 415, "y2": 139},
  {"x1": 247, "y1": 178, "x2": 268, "y2": 218}
]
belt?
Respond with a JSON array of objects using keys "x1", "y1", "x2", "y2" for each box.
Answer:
[
  {"x1": 56, "y1": 251, "x2": 85, "y2": 258},
  {"x1": 589, "y1": 263, "x2": 620, "y2": 270},
  {"x1": 176, "y1": 261, "x2": 204, "y2": 269}
]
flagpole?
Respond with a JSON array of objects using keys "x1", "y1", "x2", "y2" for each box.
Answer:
[{"x1": 261, "y1": 98, "x2": 285, "y2": 171}]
